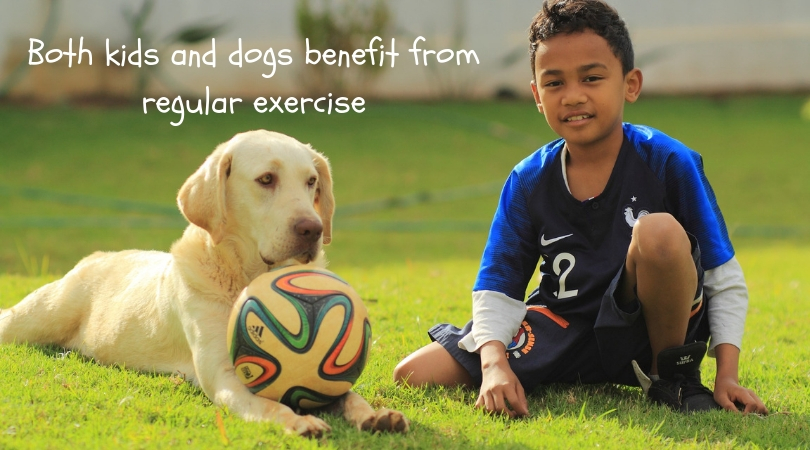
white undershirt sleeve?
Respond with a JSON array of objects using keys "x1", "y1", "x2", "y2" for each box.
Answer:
[
  {"x1": 458, "y1": 290, "x2": 527, "y2": 353},
  {"x1": 704, "y1": 256, "x2": 748, "y2": 357}
]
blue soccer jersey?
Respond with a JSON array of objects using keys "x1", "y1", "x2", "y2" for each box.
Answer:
[{"x1": 473, "y1": 123, "x2": 734, "y2": 321}]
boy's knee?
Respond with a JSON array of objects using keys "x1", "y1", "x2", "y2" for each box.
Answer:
[
  {"x1": 392, "y1": 342, "x2": 475, "y2": 387},
  {"x1": 392, "y1": 361, "x2": 408, "y2": 384},
  {"x1": 631, "y1": 213, "x2": 690, "y2": 265},
  {"x1": 394, "y1": 357, "x2": 425, "y2": 386}
]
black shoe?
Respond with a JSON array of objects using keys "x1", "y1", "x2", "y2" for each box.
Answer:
[{"x1": 646, "y1": 341, "x2": 720, "y2": 413}]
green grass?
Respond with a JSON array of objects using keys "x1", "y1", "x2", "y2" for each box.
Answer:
[
  {"x1": 3, "y1": 96, "x2": 809, "y2": 273},
  {"x1": 1, "y1": 96, "x2": 809, "y2": 448}
]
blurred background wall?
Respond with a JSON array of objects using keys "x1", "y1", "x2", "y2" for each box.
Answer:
[{"x1": 1, "y1": 0, "x2": 809, "y2": 102}]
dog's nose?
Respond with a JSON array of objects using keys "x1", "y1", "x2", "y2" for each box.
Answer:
[{"x1": 294, "y1": 218, "x2": 323, "y2": 242}]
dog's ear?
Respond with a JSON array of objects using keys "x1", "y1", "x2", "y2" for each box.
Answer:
[
  {"x1": 177, "y1": 143, "x2": 232, "y2": 245},
  {"x1": 310, "y1": 147, "x2": 334, "y2": 245}
]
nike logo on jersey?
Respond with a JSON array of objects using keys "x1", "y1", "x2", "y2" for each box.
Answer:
[{"x1": 540, "y1": 233, "x2": 573, "y2": 246}]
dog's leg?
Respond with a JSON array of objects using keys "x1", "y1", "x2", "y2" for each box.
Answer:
[
  {"x1": 0, "y1": 279, "x2": 86, "y2": 347},
  {"x1": 326, "y1": 391, "x2": 410, "y2": 433},
  {"x1": 0, "y1": 252, "x2": 118, "y2": 348},
  {"x1": 211, "y1": 378, "x2": 332, "y2": 437},
  {"x1": 186, "y1": 310, "x2": 333, "y2": 437}
]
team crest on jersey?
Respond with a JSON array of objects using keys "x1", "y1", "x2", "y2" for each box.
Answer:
[
  {"x1": 623, "y1": 196, "x2": 649, "y2": 228},
  {"x1": 506, "y1": 320, "x2": 535, "y2": 359}
]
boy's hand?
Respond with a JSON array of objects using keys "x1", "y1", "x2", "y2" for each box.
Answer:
[
  {"x1": 713, "y1": 343, "x2": 768, "y2": 415},
  {"x1": 714, "y1": 376, "x2": 769, "y2": 415},
  {"x1": 475, "y1": 341, "x2": 529, "y2": 417}
]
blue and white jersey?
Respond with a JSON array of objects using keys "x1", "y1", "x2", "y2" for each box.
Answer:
[{"x1": 473, "y1": 123, "x2": 734, "y2": 321}]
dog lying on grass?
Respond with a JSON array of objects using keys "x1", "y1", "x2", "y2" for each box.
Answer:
[{"x1": 0, "y1": 130, "x2": 409, "y2": 437}]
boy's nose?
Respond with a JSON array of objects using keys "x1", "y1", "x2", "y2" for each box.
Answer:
[{"x1": 561, "y1": 87, "x2": 587, "y2": 106}]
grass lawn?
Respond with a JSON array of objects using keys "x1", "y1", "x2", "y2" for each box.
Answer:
[{"x1": 1, "y1": 96, "x2": 809, "y2": 448}]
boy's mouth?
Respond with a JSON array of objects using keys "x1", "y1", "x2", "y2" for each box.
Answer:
[{"x1": 564, "y1": 114, "x2": 593, "y2": 122}]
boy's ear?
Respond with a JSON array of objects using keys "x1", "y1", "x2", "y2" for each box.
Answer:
[
  {"x1": 624, "y1": 68, "x2": 643, "y2": 103},
  {"x1": 530, "y1": 80, "x2": 544, "y2": 114}
]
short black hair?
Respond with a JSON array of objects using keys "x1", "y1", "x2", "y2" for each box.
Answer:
[{"x1": 528, "y1": 0, "x2": 634, "y2": 77}]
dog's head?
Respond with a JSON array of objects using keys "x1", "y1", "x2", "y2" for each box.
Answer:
[{"x1": 177, "y1": 130, "x2": 334, "y2": 267}]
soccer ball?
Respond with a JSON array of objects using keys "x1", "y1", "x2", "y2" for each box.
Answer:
[{"x1": 226, "y1": 265, "x2": 371, "y2": 409}]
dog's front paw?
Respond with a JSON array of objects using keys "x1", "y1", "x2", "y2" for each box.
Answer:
[
  {"x1": 360, "y1": 408, "x2": 410, "y2": 433},
  {"x1": 286, "y1": 414, "x2": 332, "y2": 438}
]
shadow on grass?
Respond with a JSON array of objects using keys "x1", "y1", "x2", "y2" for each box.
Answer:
[
  {"x1": 532, "y1": 383, "x2": 810, "y2": 448},
  {"x1": 11, "y1": 343, "x2": 810, "y2": 447},
  {"x1": 14, "y1": 344, "x2": 810, "y2": 447},
  {"x1": 23, "y1": 342, "x2": 210, "y2": 393},
  {"x1": 398, "y1": 381, "x2": 810, "y2": 448},
  {"x1": 19, "y1": 343, "x2": 441, "y2": 445},
  {"x1": 327, "y1": 418, "x2": 479, "y2": 450}
]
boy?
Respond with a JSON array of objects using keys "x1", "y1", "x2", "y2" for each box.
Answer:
[{"x1": 393, "y1": 0, "x2": 768, "y2": 416}]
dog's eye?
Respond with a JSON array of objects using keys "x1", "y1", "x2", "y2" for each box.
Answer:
[
  {"x1": 307, "y1": 176, "x2": 317, "y2": 187},
  {"x1": 257, "y1": 173, "x2": 274, "y2": 186}
]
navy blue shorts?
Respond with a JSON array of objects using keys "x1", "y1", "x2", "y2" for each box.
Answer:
[{"x1": 429, "y1": 234, "x2": 709, "y2": 392}]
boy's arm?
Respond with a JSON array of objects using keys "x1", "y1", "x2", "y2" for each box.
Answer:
[
  {"x1": 464, "y1": 166, "x2": 541, "y2": 417},
  {"x1": 705, "y1": 257, "x2": 747, "y2": 356},
  {"x1": 459, "y1": 291, "x2": 530, "y2": 417},
  {"x1": 458, "y1": 291, "x2": 527, "y2": 352},
  {"x1": 704, "y1": 257, "x2": 768, "y2": 414},
  {"x1": 475, "y1": 340, "x2": 529, "y2": 417}
]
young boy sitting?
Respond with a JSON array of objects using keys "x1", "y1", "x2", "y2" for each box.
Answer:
[{"x1": 393, "y1": 0, "x2": 768, "y2": 416}]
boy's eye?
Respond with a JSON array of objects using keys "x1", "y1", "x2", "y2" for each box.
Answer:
[
  {"x1": 544, "y1": 80, "x2": 563, "y2": 87},
  {"x1": 583, "y1": 75, "x2": 603, "y2": 82}
]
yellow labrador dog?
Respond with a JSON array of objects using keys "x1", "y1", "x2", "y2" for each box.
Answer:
[{"x1": 0, "y1": 130, "x2": 409, "y2": 437}]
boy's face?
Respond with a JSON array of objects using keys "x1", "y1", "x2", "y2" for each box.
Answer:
[{"x1": 530, "y1": 29, "x2": 642, "y2": 152}]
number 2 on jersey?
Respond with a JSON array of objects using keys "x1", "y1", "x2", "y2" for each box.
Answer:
[{"x1": 552, "y1": 253, "x2": 578, "y2": 299}]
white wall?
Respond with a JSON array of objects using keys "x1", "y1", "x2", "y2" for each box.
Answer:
[{"x1": 1, "y1": 0, "x2": 809, "y2": 100}]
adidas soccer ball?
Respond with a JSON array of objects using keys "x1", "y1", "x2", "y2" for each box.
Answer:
[{"x1": 226, "y1": 265, "x2": 371, "y2": 409}]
